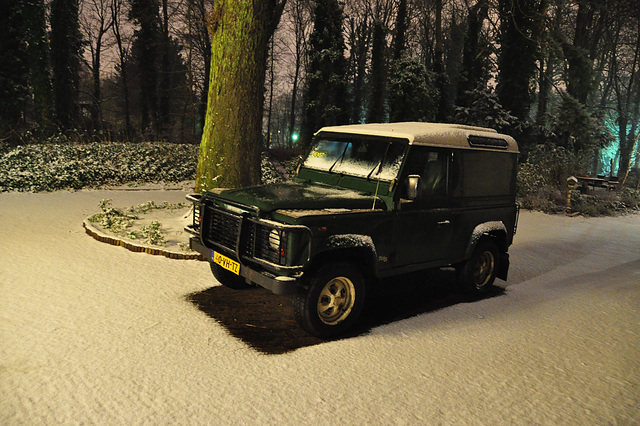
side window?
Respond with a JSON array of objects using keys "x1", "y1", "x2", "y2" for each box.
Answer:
[
  {"x1": 453, "y1": 151, "x2": 516, "y2": 197},
  {"x1": 399, "y1": 147, "x2": 448, "y2": 199}
]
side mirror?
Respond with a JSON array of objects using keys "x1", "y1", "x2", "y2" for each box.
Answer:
[{"x1": 407, "y1": 175, "x2": 421, "y2": 200}]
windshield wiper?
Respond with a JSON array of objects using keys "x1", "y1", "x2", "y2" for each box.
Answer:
[
  {"x1": 366, "y1": 141, "x2": 391, "y2": 180},
  {"x1": 366, "y1": 160, "x2": 383, "y2": 180},
  {"x1": 329, "y1": 142, "x2": 350, "y2": 173}
]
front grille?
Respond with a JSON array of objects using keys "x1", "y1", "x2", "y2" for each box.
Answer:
[
  {"x1": 241, "y1": 222, "x2": 256, "y2": 257},
  {"x1": 206, "y1": 207, "x2": 241, "y2": 251},
  {"x1": 204, "y1": 205, "x2": 288, "y2": 267}
]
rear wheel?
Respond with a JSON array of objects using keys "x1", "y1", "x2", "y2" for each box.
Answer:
[
  {"x1": 294, "y1": 262, "x2": 366, "y2": 339},
  {"x1": 210, "y1": 262, "x2": 253, "y2": 290},
  {"x1": 458, "y1": 239, "x2": 499, "y2": 295}
]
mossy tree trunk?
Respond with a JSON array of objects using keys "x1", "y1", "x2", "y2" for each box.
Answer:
[{"x1": 196, "y1": 0, "x2": 285, "y2": 193}]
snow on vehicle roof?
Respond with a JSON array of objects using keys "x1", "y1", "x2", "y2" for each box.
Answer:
[{"x1": 316, "y1": 122, "x2": 519, "y2": 153}]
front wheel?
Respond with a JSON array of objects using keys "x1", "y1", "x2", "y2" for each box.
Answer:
[
  {"x1": 458, "y1": 239, "x2": 499, "y2": 295},
  {"x1": 294, "y1": 262, "x2": 366, "y2": 339},
  {"x1": 210, "y1": 262, "x2": 254, "y2": 290}
]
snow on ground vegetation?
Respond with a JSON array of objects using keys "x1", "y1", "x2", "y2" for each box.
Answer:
[{"x1": 84, "y1": 199, "x2": 196, "y2": 256}]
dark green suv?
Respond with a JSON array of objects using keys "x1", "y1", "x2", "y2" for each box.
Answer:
[{"x1": 186, "y1": 122, "x2": 519, "y2": 338}]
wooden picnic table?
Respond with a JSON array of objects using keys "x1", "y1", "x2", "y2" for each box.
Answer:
[{"x1": 576, "y1": 176, "x2": 618, "y2": 189}]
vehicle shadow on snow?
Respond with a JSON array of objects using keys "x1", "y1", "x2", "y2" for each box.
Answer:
[{"x1": 186, "y1": 269, "x2": 504, "y2": 355}]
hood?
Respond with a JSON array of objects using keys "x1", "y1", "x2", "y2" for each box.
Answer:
[{"x1": 214, "y1": 182, "x2": 384, "y2": 213}]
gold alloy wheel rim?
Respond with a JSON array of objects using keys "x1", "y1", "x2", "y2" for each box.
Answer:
[
  {"x1": 473, "y1": 250, "x2": 495, "y2": 288},
  {"x1": 317, "y1": 277, "x2": 356, "y2": 325}
]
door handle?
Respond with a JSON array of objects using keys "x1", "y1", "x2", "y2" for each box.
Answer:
[{"x1": 437, "y1": 220, "x2": 451, "y2": 225}]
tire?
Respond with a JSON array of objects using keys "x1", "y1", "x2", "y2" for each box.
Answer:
[
  {"x1": 458, "y1": 238, "x2": 499, "y2": 295},
  {"x1": 294, "y1": 262, "x2": 366, "y2": 339},
  {"x1": 210, "y1": 262, "x2": 254, "y2": 290}
]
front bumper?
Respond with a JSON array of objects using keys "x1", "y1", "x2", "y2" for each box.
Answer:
[{"x1": 189, "y1": 236, "x2": 300, "y2": 295}]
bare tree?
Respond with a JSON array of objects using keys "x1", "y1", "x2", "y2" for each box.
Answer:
[
  {"x1": 111, "y1": 0, "x2": 133, "y2": 138},
  {"x1": 283, "y1": 0, "x2": 312, "y2": 144},
  {"x1": 80, "y1": 0, "x2": 115, "y2": 131},
  {"x1": 609, "y1": 3, "x2": 640, "y2": 184},
  {"x1": 174, "y1": 0, "x2": 214, "y2": 138}
]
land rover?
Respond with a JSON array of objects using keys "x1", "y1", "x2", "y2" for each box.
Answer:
[{"x1": 186, "y1": 122, "x2": 519, "y2": 338}]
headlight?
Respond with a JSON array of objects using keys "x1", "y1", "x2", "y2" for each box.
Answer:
[{"x1": 268, "y1": 229, "x2": 281, "y2": 251}]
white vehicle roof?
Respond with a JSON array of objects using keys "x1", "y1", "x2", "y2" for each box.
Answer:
[{"x1": 316, "y1": 122, "x2": 519, "y2": 153}]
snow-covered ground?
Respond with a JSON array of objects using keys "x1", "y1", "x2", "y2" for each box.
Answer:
[{"x1": 1, "y1": 189, "x2": 639, "y2": 425}]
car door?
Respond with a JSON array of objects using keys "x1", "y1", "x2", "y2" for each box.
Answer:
[{"x1": 392, "y1": 147, "x2": 454, "y2": 267}]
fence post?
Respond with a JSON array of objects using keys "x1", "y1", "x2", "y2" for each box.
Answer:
[{"x1": 566, "y1": 176, "x2": 578, "y2": 214}]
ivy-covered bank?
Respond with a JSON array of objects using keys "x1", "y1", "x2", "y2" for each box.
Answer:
[
  {"x1": 0, "y1": 143, "x2": 197, "y2": 192},
  {"x1": 0, "y1": 142, "x2": 295, "y2": 192}
]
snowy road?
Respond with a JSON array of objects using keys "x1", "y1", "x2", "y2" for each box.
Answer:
[{"x1": 1, "y1": 189, "x2": 639, "y2": 424}]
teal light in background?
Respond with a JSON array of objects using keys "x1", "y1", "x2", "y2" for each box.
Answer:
[{"x1": 601, "y1": 116, "x2": 621, "y2": 176}]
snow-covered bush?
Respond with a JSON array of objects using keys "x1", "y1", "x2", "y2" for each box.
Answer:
[
  {"x1": 132, "y1": 221, "x2": 166, "y2": 246},
  {"x1": 260, "y1": 152, "x2": 300, "y2": 184},
  {"x1": 0, "y1": 142, "x2": 198, "y2": 192},
  {"x1": 571, "y1": 190, "x2": 631, "y2": 216},
  {"x1": 517, "y1": 145, "x2": 584, "y2": 213},
  {"x1": 519, "y1": 184, "x2": 566, "y2": 213},
  {"x1": 261, "y1": 153, "x2": 284, "y2": 184}
]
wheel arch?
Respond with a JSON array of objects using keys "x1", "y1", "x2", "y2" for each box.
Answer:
[
  {"x1": 463, "y1": 221, "x2": 510, "y2": 281},
  {"x1": 304, "y1": 234, "x2": 378, "y2": 284},
  {"x1": 464, "y1": 221, "x2": 508, "y2": 258}
]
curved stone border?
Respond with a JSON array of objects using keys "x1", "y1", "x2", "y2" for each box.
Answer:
[{"x1": 83, "y1": 219, "x2": 206, "y2": 261}]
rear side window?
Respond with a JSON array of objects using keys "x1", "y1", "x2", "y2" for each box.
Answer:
[{"x1": 451, "y1": 151, "x2": 516, "y2": 197}]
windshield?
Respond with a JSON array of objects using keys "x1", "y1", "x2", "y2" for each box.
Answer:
[{"x1": 303, "y1": 137, "x2": 406, "y2": 181}]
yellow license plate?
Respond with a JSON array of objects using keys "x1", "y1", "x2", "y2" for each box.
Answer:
[{"x1": 213, "y1": 251, "x2": 240, "y2": 275}]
